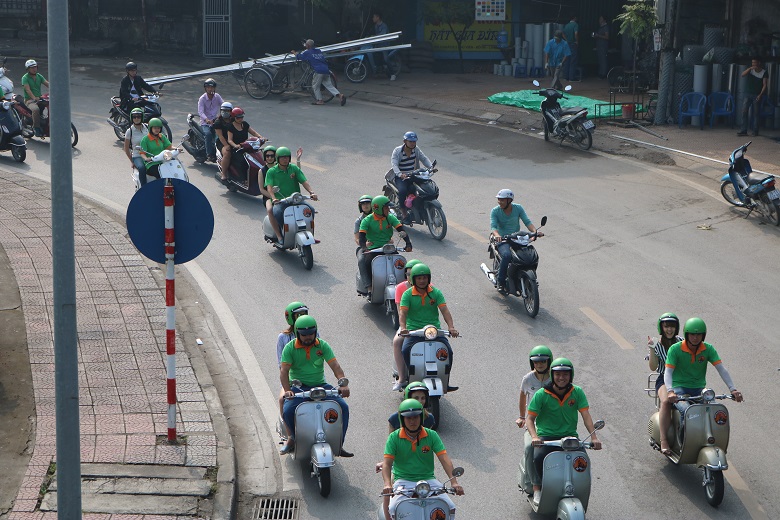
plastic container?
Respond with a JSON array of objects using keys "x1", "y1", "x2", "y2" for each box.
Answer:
[
  {"x1": 622, "y1": 104, "x2": 635, "y2": 120},
  {"x1": 497, "y1": 30, "x2": 509, "y2": 49}
]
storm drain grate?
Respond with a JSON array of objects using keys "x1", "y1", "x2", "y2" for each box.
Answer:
[{"x1": 251, "y1": 497, "x2": 301, "y2": 520}]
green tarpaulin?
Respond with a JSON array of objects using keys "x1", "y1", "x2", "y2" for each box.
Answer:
[{"x1": 488, "y1": 90, "x2": 631, "y2": 119}]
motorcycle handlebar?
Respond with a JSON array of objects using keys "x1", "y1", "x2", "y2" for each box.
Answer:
[
  {"x1": 677, "y1": 393, "x2": 734, "y2": 402},
  {"x1": 284, "y1": 388, "x2": 341, "y2": 400},
  {"x1": 380, "y1": 487, "x2": 452, "y2": 498}
]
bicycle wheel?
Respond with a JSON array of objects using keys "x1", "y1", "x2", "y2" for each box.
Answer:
[
  {"x1": 387, "y1": 54, "x2": 402, "y2": 78},
  {"x1": 309, "y1": 72, "x2": 338, "y2": 103},
  {"x1": 244, "y1": 68, "x2": 272, "y2": 100}
]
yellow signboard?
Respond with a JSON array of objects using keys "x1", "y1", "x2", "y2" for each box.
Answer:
[{"x1": 424, "y1": 4, "x2": 512, "y2": 52}]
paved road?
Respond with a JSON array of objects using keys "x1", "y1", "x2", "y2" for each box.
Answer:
[{"x1": 7, "y1": 57, "x2": 779, "y2": 520}]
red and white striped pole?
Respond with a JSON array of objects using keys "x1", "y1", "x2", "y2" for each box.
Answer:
[{"x1": 164, "y1": 180, "x2": 177, "y2": 442}]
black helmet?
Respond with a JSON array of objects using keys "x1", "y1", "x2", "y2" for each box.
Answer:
[
  {"x1": 657, "y1": 312, "x2": 680, "y2": 336},
  {"x1": 125, "y1": 61, "x2": 138, "y2": 71},
  {"x1": 203, "y1": 78, "x2": 217, "y2": 88}
]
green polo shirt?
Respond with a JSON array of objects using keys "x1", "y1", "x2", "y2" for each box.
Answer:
[
  {"x1": 665, "y1": 340, "x2": 721, "y2": 389},
  {"x1": 264, "y1": 164, "x2": 307, "y2": 200},
  {"x1": 400, "y1": 286, "x2": 446, "y2": 330},
  {"x1": 527, "y1": 384, "x2": 589, "y2": 438},
  {"x1": 384, "y1": 427, "x2": 446, "y2": 482},
  {"x1": 359, "y1": 212, "x2": 401, "y2": 247},
  {"x1": 280, "y1": 338, "x2": 335, "y2": 386},
  {"x1": 21, "y1": 72, "x2": 46, "y2": 101}
]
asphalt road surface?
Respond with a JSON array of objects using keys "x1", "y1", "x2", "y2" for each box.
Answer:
[{"x1": 5, "y1": 57, "x2": 778, "y2": 520}]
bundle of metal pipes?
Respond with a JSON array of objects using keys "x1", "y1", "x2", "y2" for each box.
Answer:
[{"x1": 146, "y1": 32, "x2": 411, "y2": 86}]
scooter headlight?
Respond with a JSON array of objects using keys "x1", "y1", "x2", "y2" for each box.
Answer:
[
  {"x1": 424, "y1": 326, "x2": 438, "y2": 340},
  {"x1": 701, "y1": 388, "x2": 716, "y2": 402},
  {"x1": 1, "y1": 101, "x2": 10, "y2": 110},
  {"x1": 292, "y1": 193, "x2": 304, "y2": 204},
  {"x1": 163, "y1": 150, "x2": 173, "y2": 161},
  {"x1": 414, "y1": 480, "x2": 431, "y2": 498},
  {"x1": 561, "y1": 437, "x2": 580, "y2": 450},
  {"x1": 309, "y1": 388, "x2": 326, "y2": 400}
]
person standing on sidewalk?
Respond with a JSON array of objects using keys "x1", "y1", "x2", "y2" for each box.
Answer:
[
  {"x1": 20, "y1": 59, "x2": 48, "y2": 137},
  {"x1": 544, "y1": 31, "x2": 570, "y2": 90},
  {"x1": 197, "y1": 78, "x2": 223, "y2": 163},
  {"x1": 594, "y1": 15, "x2": 610, "y2": 79},
  {"x1": 737, "y1": 57, "x2": 768, "y2": 137},
  {"x1": 293, "y1": 39, "x2": 347, "y2": 106},
  {"x1": 563, "y1": 15, "x2": 579, "y2": 81}
]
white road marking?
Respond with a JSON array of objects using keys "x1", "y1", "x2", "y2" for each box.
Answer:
[{"x1": 580, "y1": 307, "x2": 634, "y2": 350}]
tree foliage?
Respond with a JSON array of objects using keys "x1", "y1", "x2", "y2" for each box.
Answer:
[{"x1": 615, "y1": 0, "x2": 657, "y2": 40}]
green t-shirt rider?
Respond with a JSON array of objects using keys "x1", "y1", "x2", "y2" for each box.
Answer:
[{"x1": 357, "y1": 195, "x2": 412, "y2": 294}]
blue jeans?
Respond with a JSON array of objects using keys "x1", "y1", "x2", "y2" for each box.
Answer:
[
  {"x1": 565, "y1": 44, "x2": 578, "y2": 80},
  {"x1": 132, "y1": 157, "x2": 148, "y2": 186},
  {"x1": 496, "y1": 242, "x2": 513, "y2": 287},
  {"x1": 395, "y1": 177, "x2": 413, "y2": 205},
  {"x1": 739, "y1": 96, "x2": 759, "y2": 133},
  {"x1": 282, "y1": 384, "x2": 349, "y2": 441},
  {"x1": 201, "y1": 124, "x2": 216, "y2": 158}
]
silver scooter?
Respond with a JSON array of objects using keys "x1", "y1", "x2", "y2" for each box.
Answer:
[
  {"x1": 518, "y1": 420, "x2": 605, "y2": 519},
  {"x1": 356, "y1": 243, "x2": 407, "y2": 328},
  {"x1": 276, "y1": 378, "x2": 348, "y2": 498},
  {"x1": 395, "y1": 326, "x2": 457, "y2": 430},
  {"x1": 378, "y1": 467, "x2": 464, "y2": 520},
  {"x1": 262, "y1": 192, "x2": 318, "y2": 270}
]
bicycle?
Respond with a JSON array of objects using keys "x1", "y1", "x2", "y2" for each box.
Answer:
[
  {"x1": 249, "y1": 54, "x2": 338, "y2": 103},
  {"x1": 231, "y1": 59, "x2": 273, "y2": 100}
]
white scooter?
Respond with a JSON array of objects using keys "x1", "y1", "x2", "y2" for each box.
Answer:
[
  {"x1": 262, "y1": 192, "x2": 318, "y2": 270},
  {"x1": 378, "y1": 467, "x2": 464, "y2": 520},
  {"x1": 395, "y1": 326, "x2": 457, "y2": 430},
  {"x1": 518, "y1": 420, "x2": 605, "y2": 519},
  {"x1": 132, "y1": 143, "x2": 189, "y2": 191},
  {"x1": 356, "y1": 243, "x2": 407, "y2": 328},
  {"x1": 276, "y1": 378, "x2": 348, "y2": 498}
]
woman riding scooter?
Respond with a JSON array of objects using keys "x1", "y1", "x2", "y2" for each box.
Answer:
[
  {"x1": 647, "y1": 313, "x2": 682, "y2": 455},
  {"x1": 139, "y1": 118, "x2": 175, "y2": 180}
]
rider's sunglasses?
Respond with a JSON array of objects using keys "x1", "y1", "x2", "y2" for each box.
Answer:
[
  {"x1": 131, "y1": 114, "x2": 143, "y2": 118},
  {"x1": 265, "y1": 153, "x2": 275, "y2": 158},
  {"x1": 234, "y1": 115, "x2": 244, "y2": 119}
]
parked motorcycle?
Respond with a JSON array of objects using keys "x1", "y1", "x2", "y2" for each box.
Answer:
[
  {"x1": 378, "y1": 467, "x2": 464, "y2": 520},
  {"x1": 0, "y1": 97, "x2": 26, "y2": 163},
  {"x1": 276, "y1": 378, "x2": 349, "y2": 498},
  {"x1": 181, "y1": 113, "x2": 208, "y2": 164},
  {"x1": 215, "y1": 136, "x2": 268, "y2": 197},
  {"x1": 517, "y1": 420, "x2": 605, "y2": 519},
  {"x1": 262, "y1": 192, "x2": 318, "y2": 270},
  {"x1": 132, "y1": 144, "x2": 189, "y2": 191},
  {"x1": 384, "y1": 160, "x2": 447, "y2": 240},
  {"x1": 480, "y1": 216, "x2": 547, "y2": 318},
  {"x1": 108, "y1": 93, "x2": 172, "y2": 142},
  {"x1": 395, "y1": 326, "x2": 457, "y2": 430},
  {"x1": 12, "y1": 94, "x2": 78, "y2": 147},
  {"x1": 646, "y1": 375, "x2": 735, "y2": 507},
  {"x1": 356, "y1": 243, "x2": 407, "y2": 328},
  {"x1": 719, "y1": 141, "x2": 780, "y2": 225},
  {"x1": 532, "y1": 80, "x2": 594, "y2": 150},
  {"x1": 345, "y1": 44, "x2": 402, "y2": 83}
]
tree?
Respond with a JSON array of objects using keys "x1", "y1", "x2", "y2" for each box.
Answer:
[
  {"x1": 425, "y1": 0, "x2": 475, "y2": 73},
  {"x1": 615, "y1": 0, "x2": 657, "y2": 95}
]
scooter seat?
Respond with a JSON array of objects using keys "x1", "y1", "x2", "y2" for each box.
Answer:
[
  {"x1": 747, "y1": 172, "x2": 771, "y2": 185},
  {"x1": 561, "y1": 106, "x2": 584, "y2": 115}
]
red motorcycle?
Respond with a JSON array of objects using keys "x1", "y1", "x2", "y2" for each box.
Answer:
[
  {"x1": 216, "y1": 136, "x2": 268, "y2": 197},
  {"x1": 13, "y1": 94, "x2": 78, "y2": 147}
]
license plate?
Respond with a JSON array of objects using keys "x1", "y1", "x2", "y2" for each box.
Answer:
[
  {"x1": 582, "y1": 119, "x2": 595, "y2": 130},
  {"x1": 768, "y1": 189, "x2": 780, "y2": 200}
]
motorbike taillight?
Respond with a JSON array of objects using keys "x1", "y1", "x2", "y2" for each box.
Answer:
[{"x1": 764, "y1": 180, "x2": 776, "y2": 189}]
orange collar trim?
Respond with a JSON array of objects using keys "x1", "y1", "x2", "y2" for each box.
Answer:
[
  {"x1": 680, "y1": 340, "x2": 705, "y2": 363},
  {"x1": 544, "y1": 386, "x2": 574, "y2": 405}
]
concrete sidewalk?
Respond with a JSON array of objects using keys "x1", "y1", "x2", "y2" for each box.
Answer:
[{"x1": 0, "y1": 171, "x2": 234, "y2": 519}]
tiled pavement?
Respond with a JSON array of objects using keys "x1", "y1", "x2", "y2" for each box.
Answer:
[{"x1": 0, "y1": 171, "x2": 218, "y2": 519}]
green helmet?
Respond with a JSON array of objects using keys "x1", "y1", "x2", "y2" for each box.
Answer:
[
  {"x1": 284, "y1": 301, "x2": 308, "y2": 327},
  {"x1": 398, "y1": 398, "x2": 424, "y2": 425},
  {"x1": 410, "y1": 263, "x2": 431, "y2": 285},
  {"x1": 294, "y1": 315, "x2": 317, "y2": 338},
  {"x1": 358, "y1": 194, "x2": 372, "y2": 212},
  {"x1": 130, "y1": 107, "x2": 144, "y2": 116},
  {"x1": 404, "y1": 381, "x2": 429, "y2": 400},
  {"x1": 657, "y1": 312, "x2": 680, "y2": 336},
  {"x1": 550, "y1": 357, "x2": 574, "y2": 382},
  {"x1": 404, "y1": 259, "x2": 420, "y2": 280},
  {"x1": 148, "y1": 117, "x2": 163, "y2": 129},
  {"x1": 263, "y1": 145, "x2": 276, "y2": 153},
  {"x1": 683, "y1": 317, "x2": 706, "y2": 341},
  {"x1": 529, "y1": 345, "x2": 553, "y2": 371},
  {"x1": 276, "y1": 146, "x2": 292, "y2": 158},
  {"x1": 371, "y1": 195, "x2": 392, "y2": 215}
]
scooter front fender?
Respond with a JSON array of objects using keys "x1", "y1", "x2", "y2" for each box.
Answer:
[
  {"x1": 311, "y1": 442, "x2": 335, "y2": 469},
  {"x1": 697, "y1": 446, "x2": 728, "y2": 470},
  {"x1": 556, "y1": 497, "x2": 586, "y2": 520},
  {"x1": 384, "y1": 285, "x2": 397, "y2": 303},
  {"x1": 295, "y1": 230, "x2": 316, "y2": 247},
  {"x1": 424, "y1": 377, "x2": 444, "y2": 397},
  {"x1": 720, "y1": 173, "x2": 731, "y2": 182},
  {"x1": 11, "y1": 135, "x2": 25, "y2": 147}
]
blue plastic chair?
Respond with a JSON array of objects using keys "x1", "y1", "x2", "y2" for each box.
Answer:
[
  {"x1": 708, "y1": 91, "x2": 734, "y2": 128},
  {"x1": 678, "y1": 92, "x2": 706, "y2": 129}
]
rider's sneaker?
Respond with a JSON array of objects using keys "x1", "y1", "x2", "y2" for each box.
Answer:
[
  {"x1": 392, "y1": 380, "x2": 407, "y2": 392},
  {"x1": 279, "y1": 442, "x2": 295, "y2": 455},
  {"x1": 497, "y1": 284, "x2": 508, "y2": 295},
  {"x1": 532, "y1": 490, "x2": 541, "y2": 505}
]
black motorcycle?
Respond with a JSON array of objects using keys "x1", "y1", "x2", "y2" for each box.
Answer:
[
  {"x1": 383, "y1": 160, "x2": 447, "y2": 240},
  {"x1": 181, "y1": 113, "x2": 208, "y2": 164},
  {"x1": 480, "y1": 216, "x2": 547, "y2": 318},
  {"x1": 107, "y1": 92, "x2": 171, "y2": 142},
  {"x1": 533, "y1": 80, "x2": 593, "y2": 150},
  {"x1": 0, "y1": 97, "x2": 27, "y2": 162}
]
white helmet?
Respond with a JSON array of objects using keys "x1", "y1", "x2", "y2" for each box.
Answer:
[
  {"x1": 220, "y1": 101, "x2": 233, "y2": 111},
  {"x1": 496, "y1": 189, "x2": 514, "y2": 200},
  {"x1": 25, "y1": 59, "x2": 37, "y2": 68}
]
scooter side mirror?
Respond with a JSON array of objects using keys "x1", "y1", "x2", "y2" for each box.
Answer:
[
  {"x1": 593, "y1": 420, "x2": 605, "y2": 430},
  {"x1": 532, "y1": 80, "x2": 540, "y2": 87},
  {"x1": 564, "y1": 85, "x2": 573, "y2": 91},
  {"x1": 540, "y1": 215, "x2": 547, "y2": 227},
  {"x1": 452, "y1": 467, "x2": 465, "y2": 477}
]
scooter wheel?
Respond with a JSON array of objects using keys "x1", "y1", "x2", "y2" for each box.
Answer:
[
  {"x1": 12, "y1": 146, "x2": 26, "y2": 163},
  {"x1": 317, "y1": 466, "x2": 331, "y2": 498}
]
